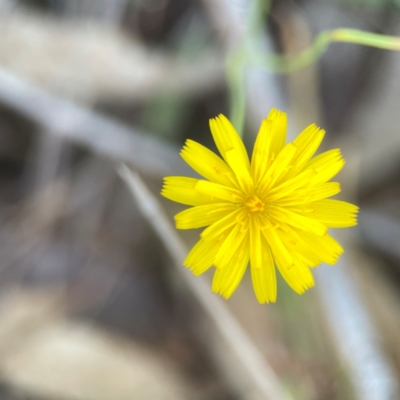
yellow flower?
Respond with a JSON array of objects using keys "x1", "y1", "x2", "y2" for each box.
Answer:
[{"x1": 161, "y1": 109, "x2": 358, "y2": 303}]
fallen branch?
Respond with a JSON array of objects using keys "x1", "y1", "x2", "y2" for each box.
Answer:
[{"x1": 0, "y1": 69, "x2": 188, "y2": 177}]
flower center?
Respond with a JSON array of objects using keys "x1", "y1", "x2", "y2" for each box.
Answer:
[{"x1": 244, "y1": 194, "x2": 264, "y2": 213}]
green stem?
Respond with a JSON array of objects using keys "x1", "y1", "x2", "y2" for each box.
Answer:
[
  {"x1": 331, "y1": 28, "x2": 400, "y2": 50},
  {"x1": 226, "y1": 24, "x2": 400, "y2": 137},
  {"x1": 255, "y1": 29, "x2": 400, "y2": 74},
  {"x1": 227, "y1": 51, "x2": 247, "y2": 136},
  {"x1": 227, "y1": 0, "x2": 271, "y2": 136}
]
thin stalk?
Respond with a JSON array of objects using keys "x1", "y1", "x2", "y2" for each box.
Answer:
[{"x1": 118, "y1": 165, "x2": 293, "y2": 400}]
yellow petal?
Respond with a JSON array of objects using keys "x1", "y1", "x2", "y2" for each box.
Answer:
[
  {"x1": 266, "y1": 169, "x2": 317, "y2": 201},
  {"x1": 214, "y1": 223, "x2": 248, "y2": 269},
  {"x1": 180, "y1": 140, "x2": 237, "y2": 188},
  {"x1": 311, "y1": 161, "x2": 345, "y2": 185},
  {"x1": 212, "y1": 235, "x2": 249, "y2": 299},
  {"x1": 268, "y1": 228, "x2": 314, "y2": 293},
  {"x1": 305, "y1": 149, "x2": 345, "y2": 184},
  {"x1": 299, "y1": 231, "x2": 344, "y2": 265},
  {"x1": 225, "y1": 148, "x2": 253, "y2": 194},
  {"x1": 195, "y1": 180, "x2": 243, "y2": 202},
  {"x1": 161, "y1": 176, "x2": 218, "y2": 206},
  {"x1": 201, "y1": 209, "x2": 245, "y2": 241},
  {"x1": 262, "y1": 226, "x2": 294, "y2": 270},
  {"x1": 276, "y1": 254, "x2": 315, "y2": 294},
  {"x1": 307, "y1": 199, "x2": 359, "y2": 228},
  {"x1": 274, "y1": 182, "x2": 341, "y2": 206},
  {"x1": 209, "y1": 115, "x2": 250, "y2": 171},
  {"x1": 305, "y1": 148, "x2": 342, "y2": 170},
  {"x1": 268, "y1": 109, "x2": 287, "y2": 160},
  {"x1": 267, "y1": 205, "x2": 327, "y2": 236},
  {"x1": 251, "y1": 118, "x2": 273, "y2": 184},
  {"x1": 284, "y1": 124, "x2": 325, "y2": 180},
  {"x1": 249, "y1": 217, "x2": 262, "y2": 270},
  {"x1": 175, "y1": 203, "x2": 237, "y2": 229},
  {"x1": 184, "y1": 235, "x2": 226, "y2": 276},
  {"x1": 278, "y1": 226, "x2": 321, "y2": 267},
  {"x1": 251, "y1": 232, "x2": 277, "y2": 303},
  {"x1": 258, "y1": 142, "x2": 297, "y2": 194}
]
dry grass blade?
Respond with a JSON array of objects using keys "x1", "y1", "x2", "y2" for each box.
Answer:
[{"x1": 118, "y1": 164, "x2": 293, "y2": 400}]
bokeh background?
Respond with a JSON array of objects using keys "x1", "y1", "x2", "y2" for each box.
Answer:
[{"x1": 0, "y1": 0, "x2": 399, "y2": 399}]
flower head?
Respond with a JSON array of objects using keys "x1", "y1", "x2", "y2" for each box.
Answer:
[{"x1": 161, "y1": 109, "x2": 358, "y2": 303}]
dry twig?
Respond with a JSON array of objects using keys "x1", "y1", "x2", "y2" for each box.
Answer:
[
  {"x1": 0, "y1": 69, "x2": 187, "y2": 177},
  {"x1": 118, "y1": 164, "x2": 292, "y2": 400}
]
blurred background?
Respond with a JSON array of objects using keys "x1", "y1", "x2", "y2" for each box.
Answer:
[{"x1": 0, "y1": 0, "x2": 399, "y2": 399}]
